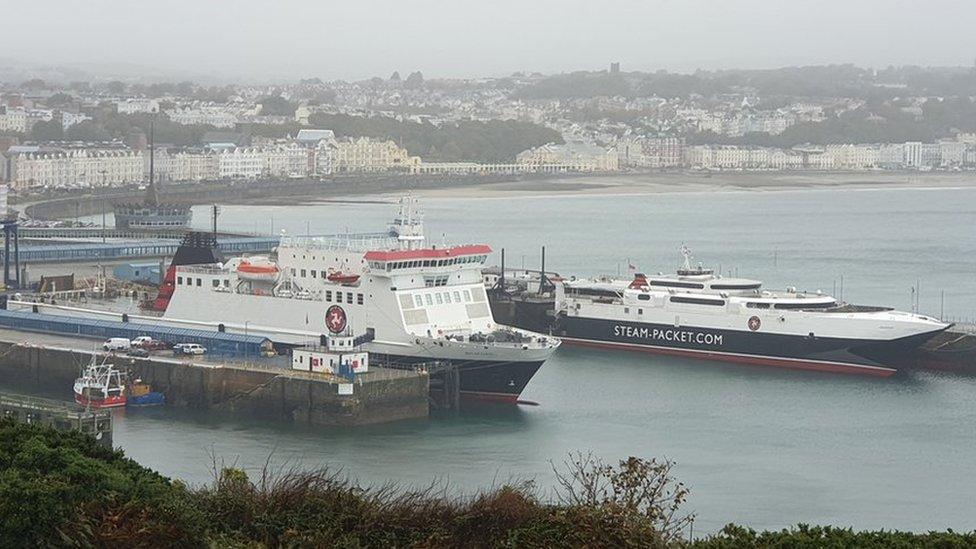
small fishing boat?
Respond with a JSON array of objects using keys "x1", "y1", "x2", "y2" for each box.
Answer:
[
  {"x1": 74, "y1": 357, "x2": 126, "y2": 408},
  {"x1": 126, "y1": 379, "x2": 165, "y2": 407}
]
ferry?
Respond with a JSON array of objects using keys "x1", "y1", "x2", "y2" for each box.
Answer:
[
  {"x1": 553, "y1": 248, "x2": 950, "y2": 377},
  {"x1": 152, "y1": 196, "x2": 558, "y2": 403}
]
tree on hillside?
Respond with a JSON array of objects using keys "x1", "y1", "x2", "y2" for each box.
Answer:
[
  {"x1": 29, "y1": 120, "x2": 63, "y2": 141},
  {"x1": 257, "y1": 95, "x2": 297, "y2": 116},
  {"x1": 45, "y1": 92, "x2": 74, "y2": 108},
  {"x1": 105, "y1": 80, "x2": 126, "y2": 95},
  {"x1": 66, "y1": 120, "x2": 111, "y2": 142},
  {"x1": 404, "y1": 71, "x2": 424, "y2": 88},
  {"x1": 22, "y1": 78, "x2": 47, "y2": 90}
]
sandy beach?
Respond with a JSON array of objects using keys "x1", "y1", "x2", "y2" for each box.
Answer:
[{"x1": 393, "y1": 171, "x2": 976, "y2": 201}]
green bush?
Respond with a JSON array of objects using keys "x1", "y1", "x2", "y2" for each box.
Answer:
[
  {"x1": 3, "y1": 421, "x2": 975, "y2": 548},
  {"x1": 0, "y1": 420, "x2": 206, "y2": 547},
  {"x1": 692, "y1": 523, "x2": 976, "y2": 549}
]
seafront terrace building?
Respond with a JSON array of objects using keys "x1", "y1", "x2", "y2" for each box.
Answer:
[
  {"x1": 516, "y1": 142, "x2": 618, "y2": 172},
  {"x1": 6, "y1": 148, "x2": 144, "y2": 190}
]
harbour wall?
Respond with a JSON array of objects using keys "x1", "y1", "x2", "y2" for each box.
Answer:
[{"x1": 0, "y1": 342, "x2": 429, "y2": 426}]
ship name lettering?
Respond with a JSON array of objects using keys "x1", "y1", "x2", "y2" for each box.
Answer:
[{"x1": 613, "y1": 325, "x2": 723, "y2": 346}]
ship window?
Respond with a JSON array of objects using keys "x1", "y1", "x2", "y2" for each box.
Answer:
[
  {"x1": 291, "y1": 268, "x2": 296, "y2": 276},
  {"x1": 357, "y1": 293, "x2": 363, "y2": 305},
  {"x1": 746, "y1": 302, "x2": 771, "y2": 309},
  {"x1": 650, "y1": 280, "x2": 705, "y2": 289},
  {"x1": 637, "y1": 294, "x2": 651, "y2": 301},
  {"x1": 326, "y1": 290, "x2": 332, "y2": 301},
  {"x1": 638, "y1": 309, "x2": 643, "y2": 315},
  {"x1": 346, "y1": 292, "x2": 353, "y2": 304},
  {"x1": 453, "y1": 291, "x2": 461, "y2": 302},
  {"x1": 774, "y1": 301, "x2": 836, "y2": 310},
  {"x1": 711, "y1": 283, "x2": 761, "y2": 290},
  {"x1": 670, "y1": 296, "x2": 724, "y2": 306},
  {"x1": 624, "y1": 307, "x2": 629, "y2": 314},
  {"x1": 223, "y1": 279, "x2": 230, "y2": 287},
  {"x1": 301, "y1": 269, "x2": 306, "y2": 277},
  {"x1": 414, "y1": 294, "x2": 423, "y2": 307},
  {"x1": 196, "y1": 278, "x2": 202, "y2": 287},
  {"x1": 425, "y1": 294, "x2": 433, "y2": 306},
  {"x1": 321, "y1": 270, "x2": 327, "y2": 278},
  {"x1": 212, "y1": 279, "x2": 220, "y2": 288},
  {"x1": 435, "y1": 293, "x2": 443, "y2": 305},
  {"x1": 177, "y1": 276, "x2": 183, "y2": 285},
  {"x1": 311, "y1": 270, "x2": 317, "y2": 278},
  {"x1": 444, "y1": 292, "x2": 452, "y2": 303},
  {"x1": 464, "y1": 289, "x2": 471, "y2": 302}
]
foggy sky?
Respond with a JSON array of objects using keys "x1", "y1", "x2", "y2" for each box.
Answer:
[{"x1": 2, "y1": 0, "x2": 975, "y2": 82}]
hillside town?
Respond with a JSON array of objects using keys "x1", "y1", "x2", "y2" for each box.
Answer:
[{"x1": 3, "y1": 64, "x2": 976, "y2": 191}]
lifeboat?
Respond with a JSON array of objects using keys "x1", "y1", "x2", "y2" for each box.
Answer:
[
  {"x1": 327, "y1": 271, "x2": 360, "y2": 285},
  {"x1": 237, "y1": 258, "x2": 280, "y2": 282}
]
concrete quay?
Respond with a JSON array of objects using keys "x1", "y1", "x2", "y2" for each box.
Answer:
[{"x1": 0, "y1": 329, "x2": 429, "y2": 427}]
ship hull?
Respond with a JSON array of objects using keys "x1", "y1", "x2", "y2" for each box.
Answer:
[
  {"x1": 74, "y1": 393, "x2": 126, "y2": 408},
  {"x1": 371, "y1": 353, "x2": 546, "y2": 403},
  {"x1": 555, "y1": 315, "x2": 946, "y2": 377}
]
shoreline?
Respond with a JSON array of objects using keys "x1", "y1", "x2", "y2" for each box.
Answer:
[
  {"x1": 27, "y1": 170, "x2": 976, "y2": 217},
  {"x1": 267, "y1": 171, "x2": 976, "y2": 205}
]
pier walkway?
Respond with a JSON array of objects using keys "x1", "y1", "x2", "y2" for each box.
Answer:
[{"x1": 0, "y1": 236, "x2": 279, "y2": 263}]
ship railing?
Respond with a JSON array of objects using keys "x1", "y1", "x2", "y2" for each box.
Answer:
[
  {"x1": 281, "y1": 233, "x2": 397, "y2": 252},
  {"x1": 179, "y1": 265, "x2": 228, "y2": 275}
]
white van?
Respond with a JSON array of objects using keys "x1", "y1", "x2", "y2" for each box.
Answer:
[{"x1": 102, "y1": 338, "x2": 131, "y2": 351}]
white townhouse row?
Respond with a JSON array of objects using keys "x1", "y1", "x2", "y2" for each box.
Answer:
[
  {"x1": 515, "y1": 142, "x2": 618, "y2": 172},
  {"x1": 3, "y1": 148, "x2": 144, "y2": 190},
  {"x1": 684, "y1": 141, "x2": 976, "y2": 171}
]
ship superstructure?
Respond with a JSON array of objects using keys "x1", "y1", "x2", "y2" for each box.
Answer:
[
  {"x1": 554, "y1": 247, "x2": 949, "y2": 376},
  {"x1": 160, "y1": 196, "x2": 558, "y2": 402}
]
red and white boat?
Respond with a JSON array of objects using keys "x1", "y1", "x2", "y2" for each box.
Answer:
[
  {"x1": 326, "y1": 270, "x2": 360, "y2": 285},
  {"x1": 73, "y1": 357, "x2": 127, "y2": 408},
  {"x1": 236, "y1": 257, "x2": 280, "y2": 283}
]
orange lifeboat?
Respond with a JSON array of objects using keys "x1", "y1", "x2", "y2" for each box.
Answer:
[
  {"x1": 237, "y1": 258, "x2": 280, "y2": 282},
  {"x1": 327, "y1": 271, "x2": 360, "y2": 285}
]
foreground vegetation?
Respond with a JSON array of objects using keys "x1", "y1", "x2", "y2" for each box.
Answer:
[{"x1": 1, "y1": 420, "x2": 973, "y2": 548}]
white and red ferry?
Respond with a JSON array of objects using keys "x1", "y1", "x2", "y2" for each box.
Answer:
[
  {"x1": 148, "y1": 196, "x2": 558, "y2": 403},
  {"x1": 553, "y1": 248, "x2": 949, "y2": 377},
  {"x1": 73, "y1": 356, "x2": 126, "y2": 408}
]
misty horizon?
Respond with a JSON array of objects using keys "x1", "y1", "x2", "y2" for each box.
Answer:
[{"x1": 2, "y1": 0, "x2": 975, "y2": 83}]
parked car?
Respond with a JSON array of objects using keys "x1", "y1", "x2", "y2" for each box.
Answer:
[
  {"x1": 102, "y1": 338, "x2": 131, "y2": 352},
  {"x1": 145, "y1": 340, "x2": 172, "y2": 351},
  {"x1": 131, "y1": 336, "x2": 170, "y2": 350},
  {"x1": 174, "y1": 343, "x2": 207, "y2": 356},
  {"x1": 126, "y1": 347, "x2": 150, "y2": 358}
]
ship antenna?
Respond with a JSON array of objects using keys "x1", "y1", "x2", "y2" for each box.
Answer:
[{"x1": 680, "y1": 245, "x2": 693, "y2": 271}]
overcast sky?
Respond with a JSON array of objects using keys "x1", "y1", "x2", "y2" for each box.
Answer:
[{"x1": 2, "y1": 0, "x2": 975, "y2": 81}]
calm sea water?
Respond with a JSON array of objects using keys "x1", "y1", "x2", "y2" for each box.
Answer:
[{"x1": 104, "y1": 184, "x2": 976, "y2": 532}]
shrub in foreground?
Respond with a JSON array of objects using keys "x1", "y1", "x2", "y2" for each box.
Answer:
[{"x1": 2, "y1": 421, "x2": 975, "y2": 548}]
